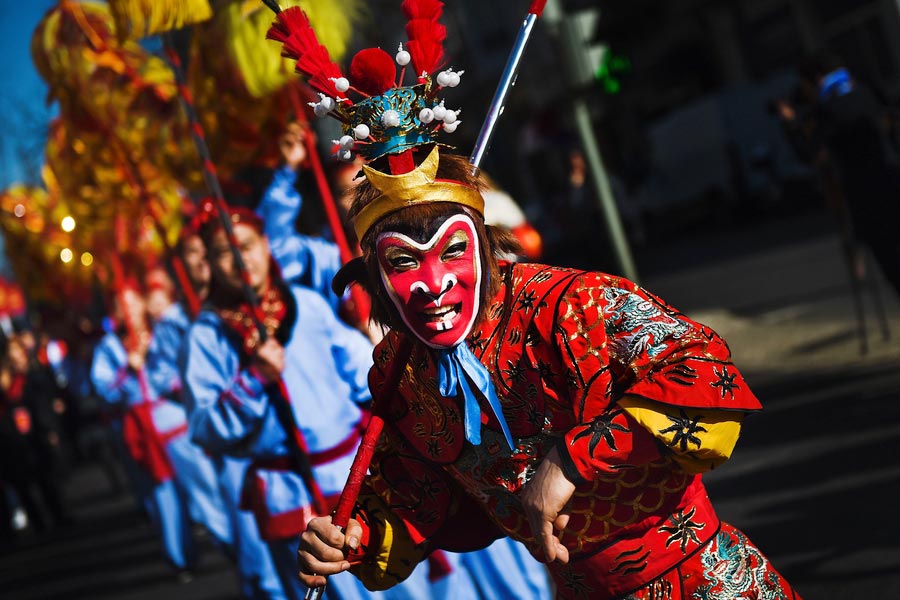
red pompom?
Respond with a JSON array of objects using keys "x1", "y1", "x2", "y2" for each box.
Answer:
[{"x1": 349, "y1": 48, "x2": 397, "y2": 96}]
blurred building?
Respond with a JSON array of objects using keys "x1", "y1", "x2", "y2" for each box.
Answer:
[{"x1": 342, "y1": 1, "x2": 900, "y2": 250}]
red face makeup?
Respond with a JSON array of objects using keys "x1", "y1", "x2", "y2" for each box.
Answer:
[{"x1": 376, "y1": 214, "x2": 482, "y2": 348}]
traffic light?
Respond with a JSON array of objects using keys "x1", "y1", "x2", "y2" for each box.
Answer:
[
  {"x1": 561, "y1": 8, "x2": 605, "y2": 88},
  {"x1": 556, "y1": 7, "x2": 631, "y2": 93},
  {"x1": 595, "y1": 50, "x2": 631, "y2": 95}
]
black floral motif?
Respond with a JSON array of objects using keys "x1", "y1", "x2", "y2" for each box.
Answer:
[
  {"x1": 537, "y1": 360, "x2": 556, "y2": 380},
  {"x1": 517, "y1": 289, "x2": 538, "y2": 312},
  {"x1": 710, "y1": 366, "x2": 739, "y2": 399},
  {"x1": 571, "y1": 408, "x2": 629, "y2": 455},
  {"x1": 469, "y1": 329, "x2": 489, "y2": 353},
  {"x1": 418, "y1": 474, "x2": 442, "y2": 499},
  {"x1": 502, "y1": 360, "x2": 526, "y2": 384},
  {"x1": 658, "y1": 409, "x2": 707, "y2": 452},
  {"x1": 425, "y1": 439, "x2": 441, "y2": 457},
  {"x1": 559, "y1": 568, "x2": 593, "y2": 599},
  {"x1": 658, "y1": 507, "x2": 705, "y2": 553}
]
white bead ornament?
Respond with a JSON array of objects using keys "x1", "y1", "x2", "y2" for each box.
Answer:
[
  {"x1": 436, "y1": 70, "x2": 452, "y2": 87},
  {"x1": 313, "y1": 103, "x2": 329, "y2": 118},
  {"x1": 443, "y1": 120, "x2": 461, "y2": 133},
  {"x1": 447, "y1": 70, "x2": 463, "y2": 87},
  {"x1": 382, "y1": 110, "x2": 401, "y2": 128},
  {"x1": 432, "y1": 101, "x2": 447, "y2": 121},
  {"x1": 395, "y1": 44, "x2": 411, "y2": 66},
  {"x1": 319, "y1": 95, "x2": 336, "y2": 111},
  {"x1": 419, "y1": 108, "x2": 435, "y2": 124},
  {"x1": 339, "y1": 149, "x2": 353, "y2": 161},
  {"x1": 442, "y1": 109, "x2": 459, "y2": 125},
  {"x1": 353, "y1": 124, "x2": 370, "y2": 140},
  {"x1": 339, "y1": 135, "x2": 355, "y2": 150},
  {"x1": 330, "y1": 77, "x2": 350, "y2": 93}
]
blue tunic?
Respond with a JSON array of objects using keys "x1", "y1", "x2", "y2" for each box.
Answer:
[
  {"x1": 182, "y1": 284, "x2": 381, "y2": 599},
  {"x1": 90, "y1": 332, "x2": 195, "y2": 571},
  {"x1": 146, "y1": 303, "x2": 233, "y2": 548},
  {"x1": 257, "y1": 165, "x2": 343, "y2": 311}
]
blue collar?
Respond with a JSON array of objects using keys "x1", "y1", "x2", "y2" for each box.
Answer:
[{"x1": 436, "y1": 343, "x2": 514, "y2": 451}]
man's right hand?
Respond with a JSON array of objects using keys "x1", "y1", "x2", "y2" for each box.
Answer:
[
  {"x1": 297, "y1": 516, "x2": 363, "y2": 587},
  {"x1": 253, "y1": 338, "x2": 285, "y2": 383}
]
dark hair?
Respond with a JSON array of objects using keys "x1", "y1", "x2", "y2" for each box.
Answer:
[{"x1": 337, "y1": 150, "x2": 519, "y2": 331}]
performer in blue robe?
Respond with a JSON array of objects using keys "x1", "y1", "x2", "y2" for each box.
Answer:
[
  {"x1": 181, "y1": 206, "x2": 431, "y2": 599},
  {"x1": 168, "y1": 228, "x2": 289, "y2": 600},
  {"x1": 145, "y1": 292, "x2": 233, "y2": 550},
  {"x1": 90, "y1": 287, "x2": 195, "y2": 577}
]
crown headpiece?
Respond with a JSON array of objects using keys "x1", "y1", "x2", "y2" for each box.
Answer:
[{"x1": 267, "y1": 0, "x2": 464, "y2": 163}]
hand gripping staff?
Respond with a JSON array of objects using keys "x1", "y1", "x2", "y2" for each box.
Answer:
[{"x1": 259, "y1": 0, "x2": 548, "y2": 597}]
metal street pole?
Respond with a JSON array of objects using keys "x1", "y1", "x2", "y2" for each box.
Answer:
[
  {"x1": 544, "y1": 0, "x2": 639, "y2": 282},
  {"x1": 572, "y1": 98, "x2": 638, "y2": 281}
]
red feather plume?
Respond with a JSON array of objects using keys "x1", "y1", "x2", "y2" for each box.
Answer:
[
  {"x1": 266, "y1": 6, "x2": 346, "y2": 98},
  {"x1": 401, "y1": 0, "x2": 446, "y2": 76}
]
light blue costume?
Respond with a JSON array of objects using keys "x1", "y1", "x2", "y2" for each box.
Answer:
[
  {"x1": 146, "y1": 302, "x2": 233, "y2": 548},
  {"x1": 182, "y1": 282, "x2": 395, "y2": 600},
  {"x1": 257, "y1": 165, "x2": 343, "y2": 310},
  {"x1": 90, "y1": 332, "x2": 195, "y2": 571},
  {"x1": 150, "y1": 300, "x2": 287, "y2": 600}
]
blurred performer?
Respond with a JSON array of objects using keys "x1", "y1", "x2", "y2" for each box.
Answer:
[
  {"x1": 0, "y1": 334, "x2": 70, "y2": 534},
  {"x1": 256, "y1": 121, "x2": 344, "y2": 312},
  {"x1": 144, "y1": 267, "x2": 233, "y2": 549},
  {"x1": 90, "y1": 283, "x2": 195, "y2": 580},
  {"x1": 182, "y1": 207, "x2": 439, "y2": 599},
  {"x1": 262, "y1": 3, "x2": 802, "y2": 598},
  {"x1": 170, "y1": 225, "x2": 289, "y2": 600},
  {"x1": 480, "y1": 172, "x2": 543, "y2": 262},
  {"x1": 777, "y1": 55, "x2": 900, "y2": 297}
]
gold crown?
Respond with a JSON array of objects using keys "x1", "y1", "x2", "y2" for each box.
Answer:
[{"x1": 353, "y1": 147, "x2": 484, "y2": 241}]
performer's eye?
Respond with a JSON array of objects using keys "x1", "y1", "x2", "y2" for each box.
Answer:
[
  {"x1": 384, "y1": 247, "x2": 418, "y2": 271},
  {"x1": 441, "y1": 232, "x2": 469, "y2": 261}
]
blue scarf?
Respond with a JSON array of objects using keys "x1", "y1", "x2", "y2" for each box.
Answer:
[{"x1": 436, "y1": 343, "x2": 514, "y2": 451}]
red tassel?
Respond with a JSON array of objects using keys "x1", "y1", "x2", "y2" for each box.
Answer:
[
  {"x1": 401, "y1": 0, "x2": 443, "y2": 20},
  {"x1": 349, "y1": 48, "x2": 397, "y2": 96},
  {"x1": 402, "y1": 0, "x2": 446, "y2": 76},
  {"x1": 266, "y1": 6, "x2": 346, "y2": 98}
]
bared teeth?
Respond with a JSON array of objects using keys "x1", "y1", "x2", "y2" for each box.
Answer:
[{"x1": 422, "y1": 304, "x2": 459, "y2": 322}]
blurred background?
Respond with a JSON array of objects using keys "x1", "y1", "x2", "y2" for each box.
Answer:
[{"x1": 0, "y1": 1, "x2": 899, "y2": 599}]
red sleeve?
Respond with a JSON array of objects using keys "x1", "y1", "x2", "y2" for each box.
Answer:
[{"x1": 552, "y1": 273, "x2": 760, "y2": 483}]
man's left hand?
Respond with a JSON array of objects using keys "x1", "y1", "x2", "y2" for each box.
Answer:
[{"x1": 520, "y1": 445, "x2": 576, "y2": 564}]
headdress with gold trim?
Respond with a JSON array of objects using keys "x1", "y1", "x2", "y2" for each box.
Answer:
[{"x1": 265, "y1": 0, "x2": 480, "y2": 241}]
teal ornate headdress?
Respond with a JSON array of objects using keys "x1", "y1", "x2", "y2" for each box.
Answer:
[{"x1": 266, "y1": 0, "x2": 464, "y2": 163}]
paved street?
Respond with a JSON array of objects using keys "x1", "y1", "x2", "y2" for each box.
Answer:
[{"x1": 2, "y1": 212, "x2": 899, "y2": 599}]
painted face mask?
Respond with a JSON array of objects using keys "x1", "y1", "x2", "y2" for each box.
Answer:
[{"x1": 376, "y1": 214, "x2": 482, "y2": 348}]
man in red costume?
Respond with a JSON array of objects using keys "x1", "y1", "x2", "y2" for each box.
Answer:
[
  {"x1": 296, "y1": 146, "x2": 802, "y2": 600},
  {"x1": 263, "y1": 1, "x2": 802, "y2": 596}
]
